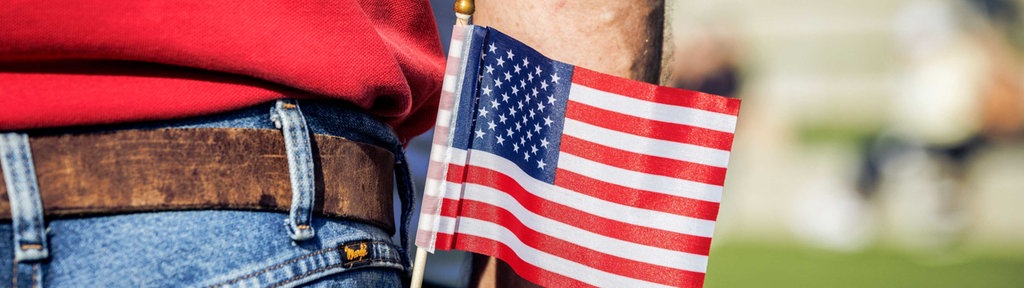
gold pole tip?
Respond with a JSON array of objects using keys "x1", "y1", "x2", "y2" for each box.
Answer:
[{"x1": 453, "y1": 0, "x2": 475, "y2": 15}]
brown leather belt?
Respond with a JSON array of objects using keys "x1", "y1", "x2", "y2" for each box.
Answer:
[{"x1": 0, "y1": 128, "x2": 396, "y2": 233}]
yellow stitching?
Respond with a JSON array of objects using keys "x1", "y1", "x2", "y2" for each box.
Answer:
[
  {"x1": 344, "y1": 243, "x2": 368, "y2": 261},
  {"x1": 20, "y1": 244, "x2": 43, "y2": 251}
]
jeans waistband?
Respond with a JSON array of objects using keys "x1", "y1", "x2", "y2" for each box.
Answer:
[{"x1": 4, "y1": 99, "x2": 417, "y2": 266}]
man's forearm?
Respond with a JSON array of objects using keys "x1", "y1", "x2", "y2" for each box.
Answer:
[{"x1": 474, "y1": 0, "x2": 664, "y2": 83}]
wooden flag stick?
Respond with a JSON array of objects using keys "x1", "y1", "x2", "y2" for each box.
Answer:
[{"x1": 410, "y1": 1, "x2": 474, "y2": 288}]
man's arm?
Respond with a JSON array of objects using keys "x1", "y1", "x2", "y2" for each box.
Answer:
[
  {"x1": 469, "y1": 1, "x2": 665, "y2": 287},
  {"x1": 474, "y1": 0, "x2": 664, "y2": 83}
]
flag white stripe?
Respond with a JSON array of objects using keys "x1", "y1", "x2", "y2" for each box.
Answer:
[
  {"x1": 435, "y1": 109, "x2": 452, "y2": 128},
  {"x1": 440, "y1": 216, "x2": 677, "y2": 288},
  {"x1": 557, "y1": 152, "x2": 723, "y2": 203},
  {"x1": 443, "y1": 75, "x2": 458, "y2": 93},
  {"x1": 461, "y1": 182, "x2": 710, "y2": 271},
  {"x1": 563, "y1": 118, "x2": 731, "y2": 168},
  {"x1": 568, "y1": 84, "x2": 737, "y2": 133},
  {"x1": 447, "y1": 40, "x2": 464, "y2": 61},
  {"x1": 444, "y1": 149, "x2": 717, "y2": 237}
]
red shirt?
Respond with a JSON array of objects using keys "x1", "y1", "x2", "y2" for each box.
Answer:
[{"x1": 0, "y1": 0, "x2": 445, "y2": 142}]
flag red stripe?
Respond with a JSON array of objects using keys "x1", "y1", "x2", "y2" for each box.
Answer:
[
  {"x1": 444, "y1": 199, "x2": 707, "y2": 287},
  {"x1": 442, "y1": 233, "x2": 597, "y2": 288},
  {"x1": 565, "y1": 100, "x2": 735, "y2": 151},
  {"x1": 553, "y1": 169, "x2": 721, "y2": 221},
  {"x1": 571, "y1": 67, "x2": 740, "y2": 116},
  {"x1": 559, "y1": 135, "x2": 728, "y2": 186},
  {"x1": 445, "y1": 165, "x2": 714, "y2": 255}
]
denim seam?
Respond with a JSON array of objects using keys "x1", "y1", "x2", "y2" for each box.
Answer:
[
  {"x1": 207, "y1": 240, "x2": 398, "y2": 287},
  {"x1": 271, "y1": 100, "x2": 317, "y2": 241},
  {"x1": 266, "y1": 260, "x2": 401, "y2": 288}
]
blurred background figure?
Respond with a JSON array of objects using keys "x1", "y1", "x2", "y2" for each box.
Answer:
[{"x1": 859, "y1": 0, "x2": 1024, "y2": 253}]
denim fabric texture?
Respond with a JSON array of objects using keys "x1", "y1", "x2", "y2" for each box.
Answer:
[{"x1": 0, "y1": 100, "x2": 412, "y2": 287}]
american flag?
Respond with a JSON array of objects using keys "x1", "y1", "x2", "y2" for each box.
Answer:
[{"x1": 416, "y1": 26, "x2": 740, "y2": 287}]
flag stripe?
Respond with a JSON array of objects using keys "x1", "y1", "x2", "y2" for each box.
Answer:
[
  {"x1": 451, "y1": 150, "x2": 719, "y2": 237},
  {"x1": 437, "y1": 233, "x2": 596, "y2": 287},
  {"x1": 565, "y1": 100, "x2": 735, "y2": 151},
  {"x1": 443, "y1": 196, "x2": 710, "y2": 273},
  {"x1": 553, "y1": 169, "x2": 721, "y2": 221},
  {"x1": 557, "y1": 152, "x2": 723, "y2": 203},
  {"x1": 571, "y1": 67, "x2": 741, "y2": 116},
  {"x1": 563, "y1": 119, "x2": 731, "y2": 168},
  {"x1": 441, "y1": 214, "x2": 705, "y2": 287},
  {"x1": 560, "y1": 135, "x2": 728, "y2": 186},
  {"x1": 446, "y1": 167, "x2": 714, "y2": 255},
  {"x1": 567, "y1": 84, "x2": 738, "y2": 133}
]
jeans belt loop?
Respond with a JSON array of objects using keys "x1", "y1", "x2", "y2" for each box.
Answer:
[
  {"x1": 1, "y1": 133, "x2": 50, "y2": 262},
  {"x1": 271, "y1": 100, "x2": 317, "y2": 241}
]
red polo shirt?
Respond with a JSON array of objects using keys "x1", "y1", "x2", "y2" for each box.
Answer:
[{"x1": 0, "y1": 0, "x2": 445, "y2": 142}]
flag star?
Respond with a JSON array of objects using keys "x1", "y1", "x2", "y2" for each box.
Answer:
[
  {"x1": 509, "y1": 107, "x2": 517, "y2": 117},
  {"x1": 517, "y1": 101, "x2": 524, "y2": 110},
  {"x1": 487, "y1": 121, "x2": 497, "y2": 131},
  {"x1": 540, "y1": 80, "x2": 549, "y2": 90},
  {"x1": 506, "y1": 128, "x2": 514, "y2": 137},
  {"x1": 531, "y1": 88, "x2": 538, "y2": 98},
  {"x1": 482, "y1": 86, "x2": 492, "y2": 95},
  {"x1": 547, "y1": 95, "x2": 557, "y2": 104},
  {"x1": 520, "y1": 137, "x2": 526, "y2": 145},
  {"x1": 478, "y1": 107, "x2": 489, "y2": 117},
  {"x1": 491, "y1": 99, "x2": 499, "y2": 109},
  {"x1": 533, "y1": 123, "x2": 541, "y2": 133},
  {"x1": 551, "y1": 73, "x2": 561, "y2": 84},
  {"x1": 530, "y1": 145, "x2": 538, "y2": 154},
  {"x1": 485, "y1": 65, "x2": 494, "y2": 74},
  {"x1": 499, "y1": 114, "x2": 508, "y2": 124},
  {"x1": 540, "y1": 138, "x2": 550, "y2": 148},
  {"x1": 510, "y1": 86, "x2": 519, "y2": 96},
  {"x1": 523, "y1": 57, "x2": 530, "y2": 67},
  {"x1": 504, "y1": 71, "x2": 512, "y2": 81},
  {"x1": 535, "y1": 66, "x2": 543, "y2": 76},
  {"x1": 513, "y1": 64, "x2": 522, "y2": 74},
  {"x1": 513, "y1": 143, "x2": 520, "y2": 152},
  {"x1": 475, "y1": 129, "x2": 485, "y2": 139},
  {"x1": 502, "y1": 93, "x2": 511, "y2": 102},
  {"x1": 523, "y1": 152, "x2": 530, "y2": 161},
  {"x1": 496, "y1": 135, "x2": 505, "y2": 145},
  {"x1": 506, "y1": 49, "x2": 515, "y2": 60},
  {"x1": 519, "y1": 80, "x2": 526, "y2": 89},
  {"x1": 537, "y1": 102, "x2": 546, "y2": 112},
  {"x1": 488, "y1": 43, "x2": 497, "y2": 53},
  {"x1": 494, "y1": 78, "x2": 503, "y2": 88},
  {"x1": 543, "y1": 117, "x2": 553, "y2": 126},
  {"x1": 527, "y1": 73, "x2": 534, "y2": 82},
  {"x1": 537, "y1": 159, "x2": 547, "y2": 170},
  {"x1": 496, "y1": 57, "x2": 505, "y2": 67},
  {"x1": 528, "y1": 109, "x2": 536, "y2": 119},
  {"x1": 526, "y1": 130, "x2": 533, "y2": 140},
  {"x1": 514, "y1": 122, "x2": 522, "y2": 131}
]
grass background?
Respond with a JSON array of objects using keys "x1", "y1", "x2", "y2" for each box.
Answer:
[{"x1": 705, "y1": 242, "x2": 1024, "y2": 288}]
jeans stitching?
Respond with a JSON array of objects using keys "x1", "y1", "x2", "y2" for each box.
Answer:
[
  {"x1": 206, "y1": 241, "x2": 396, "y2": 287},
  {"x1": 31, "y1": 263, "x2": 38, "y2": 288},
  {"x1": 266, "y1": 260, "x2": 402, "y2": 288}
]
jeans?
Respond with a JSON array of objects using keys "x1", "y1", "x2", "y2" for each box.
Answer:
[{"x1": 0, "y1": 100, "x2": 415, "y2": 287}]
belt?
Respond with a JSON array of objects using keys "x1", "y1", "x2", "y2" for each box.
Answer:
[{"x1": 0, "y1": 128, "x2": 397, "y2": 233}]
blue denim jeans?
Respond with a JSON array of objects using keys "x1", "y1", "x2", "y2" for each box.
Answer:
[{"x1": 0, "y1": 100, "x2": 414, "y2": 287}]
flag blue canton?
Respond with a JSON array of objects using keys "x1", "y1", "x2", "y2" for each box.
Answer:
[{"x1": 453, "y1": 29, "x2": 574, "y2": 184}]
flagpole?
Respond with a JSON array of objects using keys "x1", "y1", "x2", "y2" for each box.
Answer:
[{"x1": 410, "y1": 1, "x2": 474, "y2": 288}]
